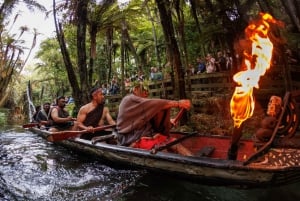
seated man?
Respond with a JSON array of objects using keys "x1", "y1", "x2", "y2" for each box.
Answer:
[
  {"x1": 36, "y1": 102, "x2": 52, "y2": 129},
  {"x1": 76, "y1": 86, "x2": 116, "y2": 140},
  {"x1": 49, "y1": 96, "x2": 77, "y2": 132},
  {"x1": 116, "y1": 83, "x2": 193, "y2": 156},
  {"x1": 32, "y1": 105, "x2": 41, "y2": 123}
]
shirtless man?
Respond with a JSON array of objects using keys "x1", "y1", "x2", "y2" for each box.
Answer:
[
  {"x1": 76, "y1": 86, "x2": 116, "y2": 139},
  {"x1": 49, "y1": 96, "x2": 77, "y2": 132},
  {"x1": 116, "y1": 83, "x2": 193, "y2": 156}
]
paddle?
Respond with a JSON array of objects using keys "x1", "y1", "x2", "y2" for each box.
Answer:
[
  {"x1": 22, "y1": 121, "x2": 49, "y2": 128},
  {"x1": 171, "y1": 108, "x2": 185, "y2": 128},
  {"x1": 150, "y1": 131, "x2": 197, "y2": 154},
  {"x1": 46, "y1": 124, "x2": 116, "y2": 142},
  {"x1": 150, "y1": 108, "x2": 191, "y2": 154},
  {"x1": 22, "y1": 122, "x2": 39, "y2": 128}
]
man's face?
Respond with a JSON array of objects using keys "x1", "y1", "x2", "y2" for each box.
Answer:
[
  {"x1": 57, "y1": 98, "x2": 66, "y2": 108},
  {"x1": 93, "y1": 89, "x2": 105, "y2": 103},
  {"x1": 267, "y1": 96, "x2": 282, "y2": 117},
  {"x1": 133, "y1": 87, "x2": 149, "y2": 98},
  {"x1": 43, "y1": 104, "x2": 50, "y2": 111}
]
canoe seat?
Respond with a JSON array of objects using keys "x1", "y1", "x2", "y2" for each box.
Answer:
[{"x1": 196, "y1": 146, "x2": 215, "y2": 157}]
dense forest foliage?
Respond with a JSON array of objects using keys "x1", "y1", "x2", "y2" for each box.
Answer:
[{"x1": 0, "y1": 0, "x2": 299, "y2": 110}]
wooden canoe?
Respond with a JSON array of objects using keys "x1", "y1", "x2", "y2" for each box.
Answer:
[
  {"x1": 25, "y1": 82, "x2": 300, "y2": 188},
  {"x1": 28, "y1": 127, "x2": 300, "y2": 188}
]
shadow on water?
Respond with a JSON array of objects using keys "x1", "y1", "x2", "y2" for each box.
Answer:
[{"x1": 118, "y1": 173, "x2": 300, "y2": 201}]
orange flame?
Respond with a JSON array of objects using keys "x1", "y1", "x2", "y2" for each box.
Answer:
[{"x1": 230, "y1": 13, "x2": 278, "y2": 128}]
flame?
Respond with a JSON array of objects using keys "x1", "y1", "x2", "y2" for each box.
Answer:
[{"x1": 230, "y1": 13, "x2": 278, "y2": 128}]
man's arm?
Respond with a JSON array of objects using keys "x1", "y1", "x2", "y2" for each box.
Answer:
[
  {"x1": 103, "y1": 107, "x2": 116, "y2": 125},
  {"x1": 51, "y1": 108, "x2": 74, "y2": 123},
  {"x1": 162, "y1": 99, "x2": 191, "y2": 110},
  {"x1": 76, "y1": 106, "x2": 91, "y2": 130}
]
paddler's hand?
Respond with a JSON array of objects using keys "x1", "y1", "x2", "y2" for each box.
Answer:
[
  {"x1": 40, "y1": 120, "x2": 47, "y2": 125},
  {"x1": 85, "y1": 126, "x2": 95, "y2": 133},
  {"x1": 178, "y1": 99, "x2": 191, "y2": 110},
  {"x1": 66, "y1": 116, "x2": 76, "y2": 121},
  {"x1": 170, "y1": 118, "x2": 177, "y2": 127}
]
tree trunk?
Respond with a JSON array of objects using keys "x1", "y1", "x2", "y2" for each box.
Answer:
[
  {"x1": 122, "y1": 21, "x2": 140, "y2": 68},
  {"x1": 174, "y1": 0, "x2": 189, "y2": 76},
  {"x1": 155, "y1": 0, "x2": 186, "y2": 101},
  {"x1": 77, "y1": 0, "x2": 89, "y2": 103},
  {"x1": 106, "y1": 27, "x2": 113, "y2": 83},
  {"x1": 89, "y1": 23, "x2": 97, "y2": 86},
  {"x1": 145, "y1": 3, "x2": 162, "y2": 67},
  {"x1": 121, "y1": 19, "x2": 126, "y2": 96},
  {"x1": 280, "y1": 0, "x2": 300, "y2": 32},
  {"x1": 53, "y1": 0, "x2": 82, "y2": 109},
  {"x1": 189, "y1": 0, "x2": 201, "y2": 33}
]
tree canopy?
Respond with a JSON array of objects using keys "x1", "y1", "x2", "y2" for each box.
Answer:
[{"x1": 1, "y1": 0, "x2": 299, "y2": 109}]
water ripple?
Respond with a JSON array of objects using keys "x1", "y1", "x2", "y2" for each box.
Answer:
[{"x1": 0, "y1": 129, "x2": 144, "y2": 201}]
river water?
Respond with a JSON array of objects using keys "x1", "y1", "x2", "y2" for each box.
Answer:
[{"x1": 1, "y1": 111, "x2": 300, "y2": 200}]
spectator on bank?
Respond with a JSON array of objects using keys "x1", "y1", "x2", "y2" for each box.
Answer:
[
  {"x1": 130, "y1": 70, "x2": 145, "y2": 82},
  {"x1": 67, "y1": 96, "x2": 74, "y2": 104},
  {"x1": 137, "y1": 70, "x2": 145, "y2": 81},
  {"x1": 101, "y1": 84, "x2": 108, "y2": 95},
  {"x1": 125, "y1": 78, "x2": 131, "y2": 92},
  {"x1": 186, "y1": 64, "x2": 195, "y2": 76},
  {"x1": 109, "y1": 80, "x2": 120, "y2": 95},
  {"x1": 106, "y1": 84, "x2": 111, "y2": 95},
  {"x1": 196, "y1": 57, "x2": 206, "y2": 74},
  {"x1": 150, "y1": 67, "x2": 163, "y2": 80},
  {"x1": 225, "y1": 51, "x2": 233, "y2": 71},
  {"x1": 215, "y1": 51, "x2": 227, "y2": 71},
  {"x1": 206, "y1": 53, "x2": 216, "y2": 73},
  {"x1": 150, "y1": 67, "x2": 156, "y2": 80}
]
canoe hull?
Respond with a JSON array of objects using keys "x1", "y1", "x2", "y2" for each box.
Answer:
[{"x1": 30, "y1": 127, "x2": 300, "y2": 187}]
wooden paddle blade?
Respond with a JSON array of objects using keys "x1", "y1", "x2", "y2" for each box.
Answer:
[
  {"x1": 150, "y1": 131, "x2": 197, "y2": 154},
  {"x1": 173, "y1": 108, "x2": 185, "y2": 124},
  {"x1": 22, "y1": 121, "x2": 49, "y2": 128},
  {"x1": 22, "y1": 123, "x2": 39, "y2": 128},
  {"x1": 170, "y1": 108, "x2": 185, "y2": 128},
  {"x1": 47, "y1": 124, "x2": 116, "y2": 142}
]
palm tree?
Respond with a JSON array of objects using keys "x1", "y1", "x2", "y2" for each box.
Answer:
[{"x1": 0, "y1": 0, "x2": 45, "y2": 107}]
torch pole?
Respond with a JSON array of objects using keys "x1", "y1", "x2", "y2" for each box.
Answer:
[{"x1": 227, "y1": 124, "x2": 244, "y2": 160}]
